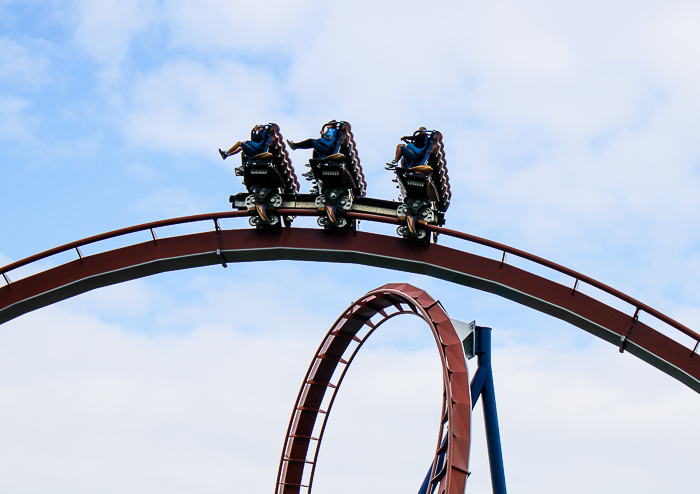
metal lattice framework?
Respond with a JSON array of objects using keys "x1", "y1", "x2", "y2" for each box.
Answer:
[{"x1": 276, "y1": 283, "x2": 470, "y2": 494}]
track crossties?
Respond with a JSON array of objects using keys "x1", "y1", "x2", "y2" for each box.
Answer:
[{"x1": 276, "y1": 284, "x2": 470, "y2": 494}]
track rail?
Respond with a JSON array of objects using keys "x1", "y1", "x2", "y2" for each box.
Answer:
[
  {"x1": 276, "y1": 284, "x2": 471, "y2": 494},
  {"x1": 1, "y1": 208, "x2": 699, "y2": 392}
]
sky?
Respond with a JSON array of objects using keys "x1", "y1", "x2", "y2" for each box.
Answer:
[{"x1": 2, "y1": 0, "x2": 700, "y2": 493}]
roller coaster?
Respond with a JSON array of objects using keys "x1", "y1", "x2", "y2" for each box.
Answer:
[
  {"x1": 2, "y1": 122, "x2": 700, "y2": 493},
  {"x1": 227, "y1": 122, "x2": 448, "y2": 240}
]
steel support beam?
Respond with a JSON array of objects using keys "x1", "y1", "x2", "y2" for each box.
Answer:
[
  {"x1": 277, "y1": 284, "x2": 472, "y2": 494},
  {"x1": 470, "y1": 326, "x2": 506, "y2": 494},
  {"x1": 1, "y1": 228, "x2": 699, "y2": 394}
]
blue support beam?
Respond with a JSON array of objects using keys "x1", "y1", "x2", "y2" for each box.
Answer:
[
  {"x1": 470, "y1": 326, "x2": 507, "y2": 494},
  {"x1": 419, "y1": 324, "x2": 507, "y2": 494},
  {"x1": 418, "y1": 462, "x2": 432, "y2": 494}
]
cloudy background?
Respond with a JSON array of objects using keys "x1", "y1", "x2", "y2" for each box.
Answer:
[{"x1": 2, "y1": 0, "x2": 700, "y2": 492}]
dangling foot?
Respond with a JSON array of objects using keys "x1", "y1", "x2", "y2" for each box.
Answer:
[
  {"x1": 219, "y1": 149, "x2": 227, "y2": 160},
  {"x1": 385, "y1": 159, "x2": 397, "y2": 169},
  {"x1": 286, "y1": 139, "x2": 298, "y2": 151}
]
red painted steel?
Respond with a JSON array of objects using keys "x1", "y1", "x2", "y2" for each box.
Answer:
[
  {"x1": 2, "y1": 209, "x2": 696, "y2": 346},
  {"x1": 0, "y1": 210, "x2": 250, "y2": 275},
  {"x1": 276, "y1": 284, "x2": 470, "y2": 494},
  {"x1": 1, "y1": 212, "x2": 699, "y2": 392}
]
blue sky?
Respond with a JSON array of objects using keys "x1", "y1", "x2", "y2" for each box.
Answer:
[{"x1": 2, "y1": 0, "x2": 700, "y2": 492}]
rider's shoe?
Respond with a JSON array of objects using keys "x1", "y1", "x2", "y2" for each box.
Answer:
[
  {"x1": 219, "y1": 149, "x2": 227, "y2": 160},
  {"x1": 286, "y1": 139, "x2": 298, "y2": 150}
]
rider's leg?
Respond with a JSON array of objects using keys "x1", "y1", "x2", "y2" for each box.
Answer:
[
  {"x1": 220, "y1": 141, "x2": 243, "y2": 159},
  {"x1": 241, "y1": 141, "x2": 264, "y2": 157},
  {"x1": 388, "y1": 143, "x2": 420, "y2": 167},
  {"x1": 287, "y1": 138, "x2": 314, "y2": 150},
  {"x1": 310, "y1": 138, "x2": 334, "y2": 158}
]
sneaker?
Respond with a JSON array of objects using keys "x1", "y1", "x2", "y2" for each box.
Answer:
[
  {"x1": 219, "y1": 149, "x2": 227, "y2": 160},
  {"x1": 286, "y1": 139, "x2": 297, "y2": 150}
]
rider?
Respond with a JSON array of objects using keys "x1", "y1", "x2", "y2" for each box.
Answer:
[
  {"x1": 287, "y1": 121, "x2": 344, "y2": 160},
  {"x1": 219, "y1": 124, "x2": 272, "y2": 160},
  {"x1": 386, "y1": 127, "x2": 433, "y2": 169}
]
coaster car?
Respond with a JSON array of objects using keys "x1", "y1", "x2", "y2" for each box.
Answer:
[
  {"x1": 388, "y1": 129, "x2": 450, "y2": 241},
  {"x1": 234, "y1": 124, "x2": 299, "y2": 227},
  {"x1": 301, "y1": 120, "x2": 366, "y2": 229}
]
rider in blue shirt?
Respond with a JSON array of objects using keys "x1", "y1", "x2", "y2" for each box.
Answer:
[
  {"x1": 387, "y1": 127, "x2": 433, "y2": 168},
  {"x1": 287, "y1": 122, "x2": 340, "y2": 159},
  {"x1": 219, "y1": 124, "x2": 272, "y2": 160}
]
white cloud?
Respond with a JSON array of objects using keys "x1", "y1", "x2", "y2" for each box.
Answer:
[
  {"x1": 0, "y1": 95, "x2": 37, "y2": 143},
  {"x1": 129, "y1": 187, "x2": 209, "y2": 218},
  {"x1": 123, "y1": 60, "x2": 288, "y2": 154},
  {"x1": 126, "y1": 161, "x2": 164, "y2": 182},
  {"x1": 60, "y1": 278, "x2": 162, "y2": 319},
  {"x1": 163, "y1": 0, "x2": 320, "y2": 54},
  {"x1": 643, "y1": 4, "x2": 700, "y2": 96},
  {"x1": 0, "y1": 306, "x2": 305, "y2": 493},
  {"x1": 0, "y1": 275, "x2": 698, "y2": 494},
  {"x1": 476, "y1": 333, "x2": 700, "y2": 493},
  {"x1": 0, "y1": 37, "x2": 51, "y2": 89},
  {"x1": 73, "y1": 0, "x2": 161, "y2": 79}
]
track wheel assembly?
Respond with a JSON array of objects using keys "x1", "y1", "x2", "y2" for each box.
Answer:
[
  {"x1": 315, "y1": 192, "x2": 352, "y2": 229},
  {"x1": 397, "y1": 201, "x2": 433, "y2": 240},
  {"x1": 245, "y1": 190, "x2": 282, "y2": 227}
]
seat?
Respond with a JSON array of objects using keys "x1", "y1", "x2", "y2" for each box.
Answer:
[
  {"x1": 250, "y1": 152, "x2": 273, "y2": 161},
  {"x1": 410, "y1": 164, "x2": 433, "y2": 174}
]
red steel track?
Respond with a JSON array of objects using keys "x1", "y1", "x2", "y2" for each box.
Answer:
[
  {"x1": 1, "y1": 209, "x2": 699, "y2": 393},
  {"x1": 277, "y1": 284, "x2": 470, "y2": 494}
]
